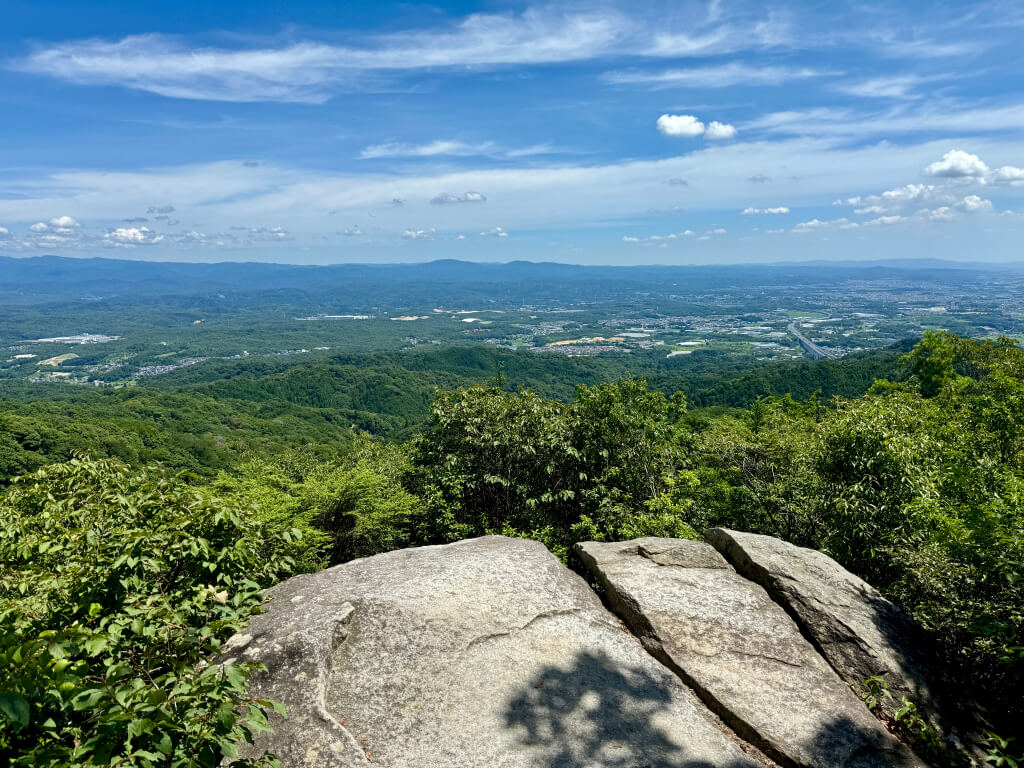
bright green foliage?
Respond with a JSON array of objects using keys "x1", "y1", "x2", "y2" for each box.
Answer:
[
  {"x1": 861, "y1": 677, "x2": 955, "y2": 767},
  {"x1": 410, "y1": 379, "x2": 697, "y2": 556},
  {"x1": 0, "y1": 458, "x2": 298, "y2": 767},
  {"x1": 688, "y1": 394, "x2": 824, "y2": 546},
  {"x1": 904, "y1": 330, "x2": 958, "y2": 397},
  {"x1": 209, "y1": 440, "x2": 421, "y2": 568}
]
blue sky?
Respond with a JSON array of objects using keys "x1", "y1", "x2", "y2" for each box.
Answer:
[{"x1": 0, "y1": 0, "x2": 1022, "y2": 264}]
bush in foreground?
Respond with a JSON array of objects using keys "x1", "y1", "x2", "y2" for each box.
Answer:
[{"x1": 0, "y1": 458, "x2": 298, "y2": 767}]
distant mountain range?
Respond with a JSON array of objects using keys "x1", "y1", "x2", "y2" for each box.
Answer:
[{"x1": 2, "y1": 254, "x2": 1020, "y2": 305}]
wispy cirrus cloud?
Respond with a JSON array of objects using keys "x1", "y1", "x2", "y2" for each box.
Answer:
[
  {"x1": 359, "y1": 140, "x2": 563, "y2": 160},
  {"x1": 746, "y1": 102, "x2": 1024, "y2": 138},
  {"x1": 604, "y1": 62, "x2": 828, "y2": 89},
  {"x1": 833, "y1": 74, "x2": 944, "y2": 100},
  {"x1": 12, "y1": 8, "x2": 628, "y2": 103},
  {"x1": 8, "y1": 5, "x2": 821, "y2": 104}
]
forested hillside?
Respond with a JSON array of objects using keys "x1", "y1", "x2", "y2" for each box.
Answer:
[
  {"x1": 1, "y1": 333, "x2": 1021, "y2": 766},
  {"x1": 0, "y1": 343, "x2": 907, "y2": 480}
]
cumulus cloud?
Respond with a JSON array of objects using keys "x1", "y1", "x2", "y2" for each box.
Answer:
[
  {"x1": 838, "y1": 183, "x2": 952, "y2": 214},
  {"x1": 402, "y1": 228, "x2": 435, "y2": 240},
  {"x1": 794, "y1": 218, "x2": 857, "y2": 232},
  {"x1": 430, "y1": 191, "x2": 487, "y2": 204},
  {"x1": 622, "y1": 230, "x2": 695, "y2": 243},
  {"x1": 742, "y1": 206, "x2": 789, "y2": 214},
  {"x1": 923, "y1": 149, "x2": 989, "y2": 179},
  {"x1": 480, "y1": 226, "x2": 508, "y2": 237},
  {"x1": 657, "y1": 114, "x2": 704, "y2": 137},
  {"x1": 0, "y1": 227, "x2": 9, "y2": 237},
  {"x1": 656, "y1": 113, "x2": 737, "y2": 140},
  {"x1": 49, "y1": 215, "x2": 80, "y2": 228},
  {"x1": 29, "y1": 222, "x2": 48, "y2": 232},
  {"x1": 104, "y1": 226, "x2": 164, "y2": 244},
  {"x1": 995, "y1": 165, "x2": 1024, "y2": 184},
  {"x1": 340, "y1": 226, "x2": 364, "y2": 236},
  {"x1": 956, "y1": 194, "x2": 993, "y2": 212},
  {"x1": 705, "y1": 121, "x2": 737, "y2": 140},
  {"x1": 862, "y1": 215, "x2": 904, "y2": 227},
  {"x1": 925, "y1": 206, "x2": 956, "y2": 222}
]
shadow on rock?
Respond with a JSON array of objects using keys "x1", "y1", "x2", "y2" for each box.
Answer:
[{"x1": 504, "y1": 650, "x2": 756, "y2": 768}]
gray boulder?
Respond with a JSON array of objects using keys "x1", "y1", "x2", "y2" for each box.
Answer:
[
  {"x1": 577, "y1": 537, "x2": 926, "y2": 768},
  {"x1": 704, "y1": 528, "x2": 955, "y2": 746},
  {"x1": 224, "y1": 536, "x2": 762, "y2": 767}
]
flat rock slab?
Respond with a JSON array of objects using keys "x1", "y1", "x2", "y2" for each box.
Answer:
[
  {"x1": 225, "y1": 536, "x2": 762, "y2": 768},
  {"x1": 578, "y1": 537, "x2": 925, "y2": 768},
  {"x1": 705, "y1": 528, "x2": 947, "y2": 736}
]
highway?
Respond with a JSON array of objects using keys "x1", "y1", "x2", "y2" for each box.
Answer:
[{"x1": 787, "y1": 322, "x2": 839, "y2": 360}]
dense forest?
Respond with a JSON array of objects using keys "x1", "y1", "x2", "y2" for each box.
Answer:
[{"x1": 1, "y1": 332, "x2": 1022, "y2": 766}]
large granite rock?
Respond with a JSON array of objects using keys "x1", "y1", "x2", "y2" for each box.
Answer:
[
  {"x1": 704, "y1": 528, "x2": 955, "y2": 745},
  {"x1": 577, "y1": 537, "x2": 926, "y2": 768},
  {"x1": 224, "y1": 536, "x2": 762, "y2": 767}
]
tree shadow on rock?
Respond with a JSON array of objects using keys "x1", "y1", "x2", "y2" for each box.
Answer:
[{"x1": 503, "y1": 650, "x2": 755, "y2": 768}]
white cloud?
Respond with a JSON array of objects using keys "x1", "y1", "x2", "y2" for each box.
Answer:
[
  {"x1": 605, "y1": 63, "x2": 825, "y2": 89},
  {"x1": 748, "y1": 104, "x2": 1024, "y2": 139},
  {"x1": 838, "y1": 183, "x2": 952, "y2": 214},
  {"x1": 480, "y1": 226, "x2": 508, "y2": 237},
  {"x1": 360, "y1": 140, "x2": 560, "y2": 160},
  {"x1": 49, "y1": 215, "x2": 80, "y2": 228},
  {"x1": 925, "y1": 206, "x2": 955, "y2": 222},
  {"x1": 104, "y1": 226, "x2": 164, "y2": 245},
  {"x1": 863, "y1": 215, "x2": 904, "y2": 227},
  {"x1": 794, "y1": 217, "x2": 858, "y2": 232},
  {"x1": 705, "y1": 121, "x2": 737, "y2": 140},
  {"x1": 0, "y1": 137, "x2": 1020, "y2": 257},
  {"x1": 402, "y1": 228, "x2": 435, "y2": 240},
  {"x1": 923, "y1": 149, "x2": 990, "y2": 179},
  {"x1": 360, "y1": 140, "x2": 496, "y2": 160},
  {"x1": 29, "y1": 222, "x2": 48, "y2": 232},
  {"x1": 431, "y1": 191, "x2": 487, "y2": 204},
  {"x1": 994, "y1": 165, "x2": 1024, "y2": 184},
  {"x1": 0, "y1": 227, "x2": 9, "y2": 237},
  {"x1": 742, "y1": 206, "x2": 789, "y2": 214},
  {"x1": 657, "y1": 114, "x2": 704, "y2": 137},
  {"x1": 623, "y1": 230, "x2": 695, "y2": 243},
  {"x1": 835, "y1": 75, "x2": 936, "y2": 100},
  {"x1": 14, "y1": 9, "x2": 632, "y2": 102},
  {"x1": 956, "y1": 194, "x2": 993, "y2": 212}
]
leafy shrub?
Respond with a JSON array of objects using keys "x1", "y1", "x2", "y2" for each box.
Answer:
[
  {"x1": 410, "y1": 379, "x2": 694, "y2": 554},
  {"x1": 0, "y1": 457, "x2": 298, "y2": 766},
  {"x1": 210, "y1": 440, "x2": 421, "y2": 568}
]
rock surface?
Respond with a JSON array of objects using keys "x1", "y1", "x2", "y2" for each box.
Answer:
[
  {"x1": 227, "y1": 536, "x2": 762, "y2": 767},
  {"x1": 704, "y1": 528, "x2": 948, "y2": 738},
  {"x1": 577, "y1": 537, "x2": 926, "y2": 768}
]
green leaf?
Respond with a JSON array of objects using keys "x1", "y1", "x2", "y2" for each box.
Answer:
[{"x1": 0, "y1": 692, "x2": 30, "y2": 730}]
